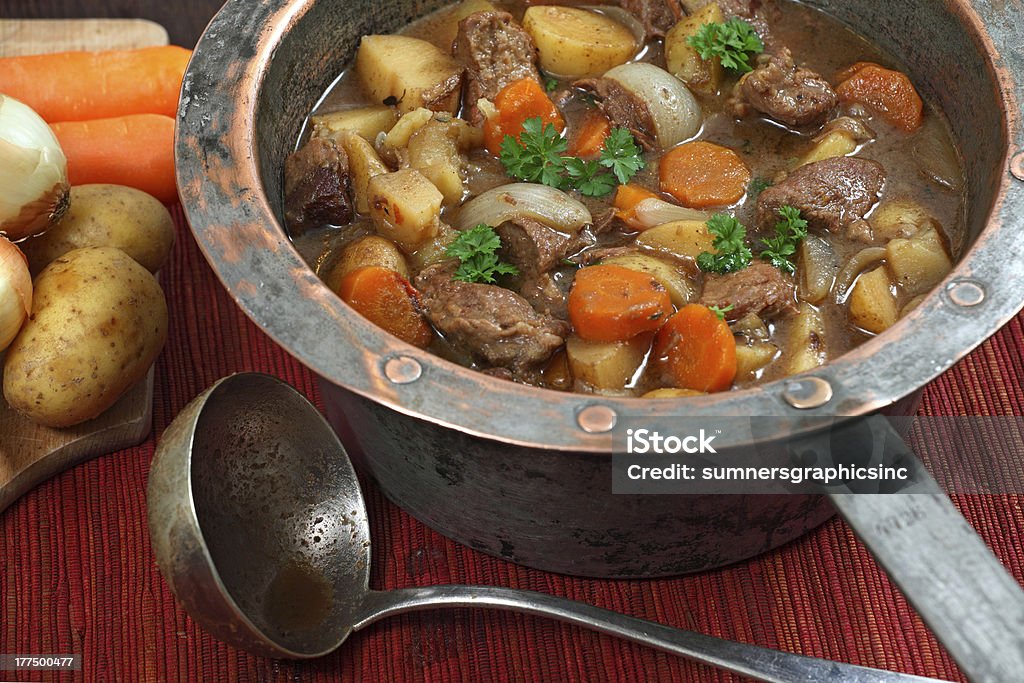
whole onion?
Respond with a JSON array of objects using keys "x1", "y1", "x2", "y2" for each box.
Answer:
[{"x1": 0, "y1": 235, "x2": 32, "y2": 351}]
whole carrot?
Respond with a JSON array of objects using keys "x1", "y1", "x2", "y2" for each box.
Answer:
[
  {"x1": 51, "y1": 114, "x2": 177, "y2": 204},
  {"x1": 0, "y1": 46, "x2": 191, "y2": 123}
]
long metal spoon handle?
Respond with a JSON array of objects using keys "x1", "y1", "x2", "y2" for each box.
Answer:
[{"x1": 355, "y1": 585, "x2": 945, "y2": 683}]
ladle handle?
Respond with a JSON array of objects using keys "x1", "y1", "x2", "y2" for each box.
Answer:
[{"x1": 356, "y1": 585, "x2": 943, "y2": 683}]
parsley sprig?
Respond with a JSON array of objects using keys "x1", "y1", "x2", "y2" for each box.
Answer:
[
  {"x1": 696, "y1": 214, "x2": 753, "y2": 274},
  {"x1": 499, "y1": 117, "x2": 644, "y2": 197},
  {"x1": 759, "y1": 206, "x2": 808, "y2": 274},
  {"x1": 687, "y1": 18, "x2": 764, "y2": 74},
  {"x1": 708, "y1": 303, "x2": 735, "y2": 320},
  {"x1": 445, "y1": 225, "x2": 519, "y2": 284}
]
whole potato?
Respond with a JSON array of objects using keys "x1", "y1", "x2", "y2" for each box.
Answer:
[
  {"x1": 324, "y1": 235, "x2": 408, "y2": 294},
  {"x1": 20, "y1": 184, "x2": 175, "y2": 274},
  {"x1": 3, "y1": 246, "x2": 168, "y2": 427}
]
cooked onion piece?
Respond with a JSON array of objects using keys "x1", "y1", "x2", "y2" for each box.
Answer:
[
  {"x1": 834, "y1": 247, "x2": 887, "y2": 304},
  {"x1": 0, "y1": 235, "x2": 32, "y2": 351},
  {"x1": 797, "y1": 235, "x2": 838, "y2": 304},
  {"x1": 604, "y1": 63, "x2": 703, "y2": 148},
  {"x1": 631, "y1": 197, "x2": 710, "y2": 229},
  {"x1": 455, "y1": 183, "x2": 592, "y2": 234}
]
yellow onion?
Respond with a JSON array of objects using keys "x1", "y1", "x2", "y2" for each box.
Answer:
[
  {"x1": 0, "y1": 94, "x2": 70, "y2": 241},
  {"x1": 0, "y1": 235, "x2": 32, "y2": 351}
]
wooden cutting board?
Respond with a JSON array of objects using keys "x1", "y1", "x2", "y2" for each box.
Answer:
[{"x1": 0, "y1": 19, "x2": 169, "y2": 513}]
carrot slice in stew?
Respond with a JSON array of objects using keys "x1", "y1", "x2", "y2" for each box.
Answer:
[
  {"x1": 567, "y1": 110, "x2": 611, "y2": 159},
  {"x1": 613, "y1": 183, "x2": 659, "y2": 230},
  {"x1": 651, "y1": 304, "x2": 737, "y2": 393},
  {"x1": 568, "y1": 264, "x2": 673, "y2": 343},
  {"x1": 336, "y1": 266, "x2": 434, "y2": 348},
  {"x1": 659, "y1": 141, "x2": 751, "y2": 208},
  {"x1": 483, "y1": 78, "x2": 565, "y2": 156},
  {"x1": 835, "y1": 63, "x2": 923, "y2": 133}
]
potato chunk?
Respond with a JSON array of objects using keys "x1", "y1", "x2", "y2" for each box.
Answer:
[
  {"x1": 312, "y1": 106, "x2": 399, "y2": 142},
  {"x1": 848, "y1": 267, "x2": 897, "y2": 334},
  {"x1": 665, "y1": 3, "x2": 724, "y2": 96},
  {"x1": 523, "y1": 6, "x2": 637, "y2": 79},
  {"x1": 784, "y1": 302, "x2": 826, "y2": 375},
  {"x1": 338, "y1": 132, "x2": 388, "y2": 214},
  {"x1": 886, "y1": 226, "x2": 952, "y2": 297},
  {"x1": 797, "y1": 130, "x2": 857, "y2": 167},
  {"x1": 734, "y1": 342, "x2": 778, "y2": 379},
  {"x1": 367, "y1": 169, "x2": 443, "y2": 251},
  {"x1": 636, "y1": 220, "x2": 716, "y2": 260},
  {"x1": 871, "y1": 199, "x2": 936, "y2": 242},
  {"x1": 566, "y1": 334, "x2": 650, "y2": 393},
  {"x1": 407, "y1": 120, "x2": 466, "y2": 205},
  {"x1": 324, "y1": 235, "x2": 409, "y2": 294},
  {"x1": 357, "y1": 35, "x2": 463, "y2": 114}
]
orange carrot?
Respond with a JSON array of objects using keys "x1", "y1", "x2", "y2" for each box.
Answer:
[
  {"x1": 336, "y1": 266, "x2": 434, "y2": 348},
  {"x1": 51, "y1": 114, "x2": 177, "y2": 204},
  {"x1": 0, "y1": 46, "x2": 191, "y2": 123},
  {"x1": 567, "y1": 110, "x2": 611, "y2": 159},
  {"x1": 613, "y1": 183, "x2": 659, "y2": 230},
  {"x1": 659, "y1": 141, "x2": 751, "y2": 208},
  {"x1": 651, "y1": 304, "x2": 736, "y2": 393},
  {"x1": 836, "y1": 63, "x2": 923, "y2": 133},
  {"x1": 834, "y1": 61, "x2": 878, "y2": 84},
  {"x1": 568, "y1": 264, "x2": 673, "y2": 343},
  {"x1": 484, "y1": 78, "x2": 565, "y2": 156}
]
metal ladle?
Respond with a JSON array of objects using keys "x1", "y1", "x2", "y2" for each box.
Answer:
[{"x1": 147, "y1": 373, "x2": 942, "y2": 682}]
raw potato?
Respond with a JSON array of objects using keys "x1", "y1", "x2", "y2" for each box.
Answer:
[
  {"x1": 523, "y1": 6, "x2": 637, "y2": 79},
  {"x1": 566, "y1": 333, "x2": 650, "y2": 393},
  {"x1": 2, "y1": 247, "x2": 167, "y2": 428},
  {"x1": 797, "y1": 130, "x2": 856, "y2": 167},
  {"x1": 407, "y1": 120, "x2": 466, "y2": 205},
  {"x1": 356, "y1": 35, "x2": 463, "y2": 114},
  {"x1": 734, "y1": 342, "x2": 778, "y2": 379},
  {"x1": 324, "y1": 235, "x2": 409, "y2": 293},
  {"x1": 602, "y1": 253, "x2": 696, "y2": 306},
  {"x1": 312, "y1": 106, "x2": 399, "y2": 142},
  {"x1": 848, "y1": 266, "x2": 897, "y2": 334},
  {"x1": 871, "y1": 199, "x2": 936, "y2": 242},
  {"x1": 367, "y1": 169, "x2": 442, "y2": 251},
  {"x1": 886, "y1": 226, "x2": 952, "y2": 297},
  {"x1": 665, "y1": 3, "x2": 724, "y2": 96},
  {"x1": 338, "y1": 132, "x2": 389, "y2": 214},
  {"x1": 636, "y1": 220, "x2": 716, "y2": 260},
  {"x1": 20, "y1": 184, "x2": 174, "y2": 274},
  {"x1": 784, "y1": 302, "x2": 826, "y2": 375}
]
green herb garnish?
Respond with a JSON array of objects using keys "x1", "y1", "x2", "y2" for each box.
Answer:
[
  {"x1": 544, "y1": 77, "x2": 559, "y2": 93},
  {"x1": 499, "y1": 117, "x2": 644, "y2": 197},
  {"x1": 696, "y1": 214, "x2": 753, "y2": 274},
  {"x1": 708, "y1": 303, "x2": 735, "y2": 320},
  {"x1": 759, "y1": 205, "x2": 808, "y2": 274},
  {"x1": 687, "y1": 18, "x2": 764, "y2": 74},
  {"x1": 748, "y1": 176, "x2": 773, "y2": 198},
  {"x1": 445, "y1": 224, "x2": 519, "y2": 284}
]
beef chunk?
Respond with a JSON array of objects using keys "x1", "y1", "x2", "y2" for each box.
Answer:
[
  {"x1": 757, "y1": 156, "x2": 885, "y2": 239},
  {"x1": 573, "y1": 78, "x2": 657, "y2": 150},
  {"x1": 618, "y1": 0, "x2": 682, "y2": 39},
  {"x1": 682, "y1": 0, "x2": 780, "y2": 52},
  {"x1": 733, "y1": 48, "x2": 837, "y2": 128},
  {"x1": 416, "y1": 265, "x2": 570, "y2": 371},
  {"x1": 283, "y1": 137, "x2": 353, "y2": 233},
  {"x1": 699, "y1": 262, "x2": 797, "y2": 320},
  {"x1": 519, "y1": 271, "x2": 570, "y2": 320},
  {"x1": 454, "y1": 11, "x2": 541, "y2": 126},
  {"x1": 497, "y1": 218, "x2": 594, "y2": 280}
]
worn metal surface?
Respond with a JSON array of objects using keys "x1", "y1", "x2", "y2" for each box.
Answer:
[{"x1": 175, "y1": 0, "x2": 1024, "y2": 576}]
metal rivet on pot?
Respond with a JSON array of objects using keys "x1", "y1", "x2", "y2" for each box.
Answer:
[
  {"x1": 782, "y1": 377, "x2": 833, "y2": 409},
  {"x1": 576, "y1": 405, "x2": 617, "y2": 433},
  {"x1": 1011, "y1": 151, "x2": 1024, "y2": 181},
  {"x1": 383, "y1": 356, "x2": 422, "y2": 384},
  {"x1": 947, "y1": 279, "x2": 986, "y2": 307}
]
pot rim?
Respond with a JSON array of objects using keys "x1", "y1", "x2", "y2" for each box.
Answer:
[{"x1": 175, "y1": 0, "x2": 1024, "y2": 452}]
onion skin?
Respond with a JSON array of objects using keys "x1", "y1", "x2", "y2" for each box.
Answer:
[
  {"x1": 0, "y1": 235, "x2": 32, "y2": 351},
  {"x1": 455, "y1": 183, "x2": 592, "y2": 234}
]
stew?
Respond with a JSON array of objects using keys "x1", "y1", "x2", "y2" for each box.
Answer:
[{"x1": 285, "y1": 0, "x2": 965, "y2": 397}]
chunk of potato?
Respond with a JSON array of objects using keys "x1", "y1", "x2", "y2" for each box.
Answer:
[
  {"x1": 338, "y1": 132, "x2": 389, "y2": 214},
  {"x1": 357, "y1": 35, "x2": 463, "y2": 114},
  {"x1": 312, "y1": 106, "x2": 399, "y2": 143},
  {"x1": 566, "y1": 333, "x2": 650, "y2": 393},
  {"x1": 886, "y1": 226, "x2": 952, "y2": 297},
  {"x1": 848, "y1": 266, "x2": 897, "y2": 334},
  {"x1": 2, "y1": 247, "x2": 167, "y2": 427},
  {"x1": 19, "y1": 184, "x2": 174, "y2": 274},
  {"x1": 408, "y1": 222, "x2": 459, "y2": 272},
  {"x1": 407, "y1": 120, "x2": 465, "y2": 205},
  {"x1": 324, "y1": 235, "x2": 409, "y2": 294},
  {"x1": 784, "y1": 302, "x2": 827, "y2": 375},
  {"x1": 636, "y1": 220, "x2": 716, "y2": 260},
  {"x1": 367, "y1": 169, "x2": 443, "y2": 251},
  {"x1": 665, "y1": 3, "x2": 724, "y2": 97},
  {"x1": 735, "y1": 342, "x2": 778, "y2": 379},
  {"x1": 797, "y1": 130, "x2": 857, "y2": 167},
  {"x1": 870, "y1": 199, "x2": 935, "y2": 242},
  {"x1": 523, "y1": 6, "x2": 637, "y2": 79},
  {"x1": 602, "y1": 253, "x2": 696, "y2": 307},
  {"x1": 385, "y1": 108, "x2": 436, "y2": 148}
]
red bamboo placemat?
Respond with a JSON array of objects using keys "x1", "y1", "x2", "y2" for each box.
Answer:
[{"x1": 2, "y1": 208, "x2": 1022, "y2": 682}]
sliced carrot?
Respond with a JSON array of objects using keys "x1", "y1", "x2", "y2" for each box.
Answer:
[
  {"x1": 659, "y1": 141, "x2": 751, "y2": 208},
  {"x1": 836, "y1": 64, "x2": 923, "y2": 133},
  {"x1": 651, "y1": 304, "x2": 736, "y2": 393},
  {"x1": 613, "y1": 183, "x2": 659, "y2": 230},
  {"x1": 483, "y1": 77, "x2": 565, "y2": 156},
  {"x1": 336, "y1": 266, "x2": 434, "y2": 348},
  {"x1": 568, "y1": 264, "x2": 673, "y2": 343},
  {"x1": 567, "y1": 110, "x2": 611, "y2": 159},
  {"x1": 834, "y1": 61, "x2": 879, "y2": 84},
  {"x1": 0, "y1": 46, "x2": 191, "y2": 123},
  {"x1": 51, "y1": 114, "x2": 177, "y2": 204}
]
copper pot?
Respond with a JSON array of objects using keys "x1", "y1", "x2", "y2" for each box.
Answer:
[{"x1": 176, "y1": 0, "x2": 1024, "y2": 577}]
